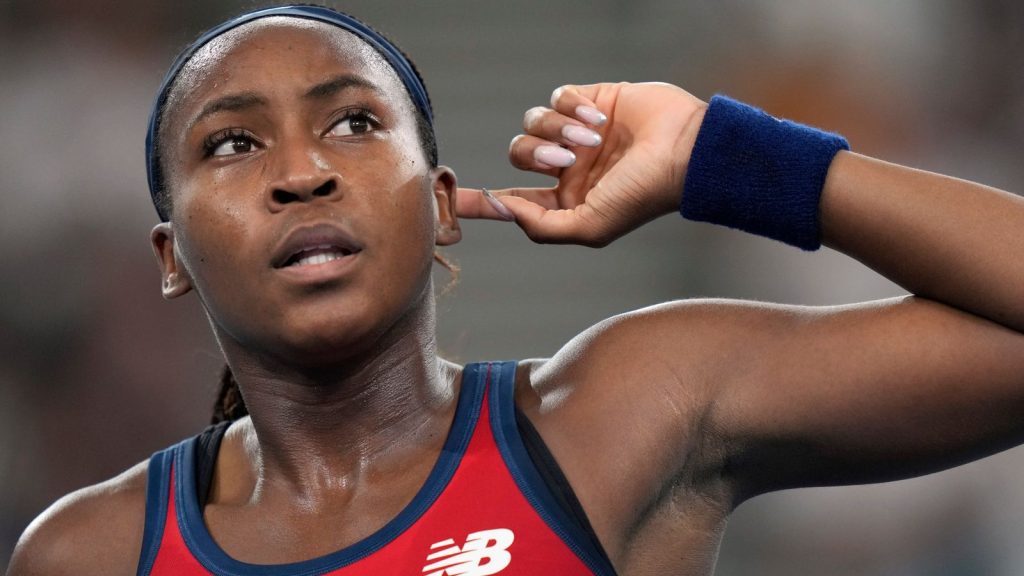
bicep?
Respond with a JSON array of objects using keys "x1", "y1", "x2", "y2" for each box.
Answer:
[{"x1": 710, "y1": 296, "x2": 1024, "y2": 502}]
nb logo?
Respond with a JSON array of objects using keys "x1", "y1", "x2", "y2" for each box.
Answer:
[{"x1": 422, "y1": 528, "x2": 515, "y2": 576}]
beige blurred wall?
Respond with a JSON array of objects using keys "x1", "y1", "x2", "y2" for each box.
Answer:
[{"x1": 2, "y1": 1, "x2": 1023, "y2": 573}]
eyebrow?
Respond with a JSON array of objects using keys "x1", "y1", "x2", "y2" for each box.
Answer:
[
  {"x1": 303, "y1": 74, "x2": 382, "y2": 101},
  {"x1": 187, "y1": 74, "x2": 382, "y2": 131},
  {"x1": 189, "y1": 93, "x2": 268, "y2": 131}
]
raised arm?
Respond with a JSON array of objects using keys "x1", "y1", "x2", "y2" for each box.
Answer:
[
  {"x1": 823, "y1": 151, "x2": 1024, "y2": 332},
  {"x1": 457, "y1": 83, "x2": 1024, "y2": 513},
  {"x1": 712, "y1": 149, "x2": 1024, "y2": 498}
]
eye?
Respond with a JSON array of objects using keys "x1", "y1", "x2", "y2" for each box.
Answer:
[
  {"x1": 327, "y1": 110, "x2": 380, "y2": 137},
  {"x1": 203, "y1": 129, "x2": 258, "y2": 158}
]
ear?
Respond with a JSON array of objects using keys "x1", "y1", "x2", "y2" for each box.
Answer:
[
  {"x1": 150, "y1": 222, "x2": 193, "y2": 299},
  {"x1": 431, "y1": 166, "x2": 461, "y2": 246}
]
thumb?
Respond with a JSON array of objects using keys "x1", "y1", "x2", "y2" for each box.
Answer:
[{"x1": 499, "y1": 195, "x2": 604, "y2": 245}]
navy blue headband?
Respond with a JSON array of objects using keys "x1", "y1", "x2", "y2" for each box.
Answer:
[{"x1": 144, "y1": 5, "x2": 432, "y2": 221}]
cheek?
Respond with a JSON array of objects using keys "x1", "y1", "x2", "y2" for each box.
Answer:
[
  {"x1": 174, "y1": 190, "x2": 254, "y2": 290},
  {"x1": 357, "y1": 177, "x2": 438, "y2": 305},
  {"x1": 378, "y1": 172, "x2": 437, "y2": 249}
]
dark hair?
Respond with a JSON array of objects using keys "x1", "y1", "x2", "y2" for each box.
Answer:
[
  {"x1": 150, "y1": 5, "x2": 439, "y2": 221},
  {"x1": 212, "y1": 365, "x2": 248, "y2": 424}
]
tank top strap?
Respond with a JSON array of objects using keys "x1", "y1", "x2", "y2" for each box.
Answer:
[
  {"x1": 136, "y1": 441, "x2": 184, "y2": 576},
  {"x1": 485, "y1": 360, "x2": 618, "y2": 576}
]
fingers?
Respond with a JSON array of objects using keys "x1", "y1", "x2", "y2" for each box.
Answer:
[
  {"x1": 456, "y1": 187, "x2": 614, "y2": 247},
  {"x1": 501, "y1": 198, "x2": 613, "y2": 247},
  {"x1": 509, "y1": 84, "x2": 611, "y2": 175},
  {"x1": 550, "y1": 84, "x2": 608, "y2": 126},
  {"x1": 506, "y1": 84, "x2": 614, "y2": 179},
  {"x1": 508, "y1": 134, "x2": 574, "y2": 176},
  {"x1": 456, "y1": 187, "x2": 559, "y2": 220},
  {"x1": 523, "y1": 106, "x2": 603, "y2": 148},
  {"x1": 473, "y1": 191, "x2": 583, "y2": 243}
]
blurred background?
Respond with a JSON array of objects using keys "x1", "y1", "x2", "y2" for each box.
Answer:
[{"x1": 2, "y1": 0, "x2": 1023, "y2": 573}]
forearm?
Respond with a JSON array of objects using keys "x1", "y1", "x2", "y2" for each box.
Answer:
[
  {"x1": 821, "y1": 151, "x2": 1024, "y2": 332},
  {"x1": 678, "y1": 104, "x2": 1024, "y2": 495}
]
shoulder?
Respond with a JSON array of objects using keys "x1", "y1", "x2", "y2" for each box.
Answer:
[
  {"x1": 7, "y1": 460, "x2": 150, "y2": 576},
  {"x1": 512, "y1": 299, "x2": 808, "y2": 545},
  {"x1": 525, "y1": 297, "x2": 800, "y2": 397},
  {"x1": 515, "y1": 299, "x2": 769, "y2": 438},
  {"x1": 518, "y1": 297, "x2": 819, "y2": 461}
]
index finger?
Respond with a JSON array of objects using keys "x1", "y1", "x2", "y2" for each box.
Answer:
[{"x1": 456, "y1": 187, "x2": 559, "y2": 220}]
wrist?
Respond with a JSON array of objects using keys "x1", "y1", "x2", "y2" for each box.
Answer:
[
  {"x1": 680, "y1": 95, "x2": 849, "y2": 250},
  {"x1": 671, "y1": 102, "x2": 709, "y2": 208}
]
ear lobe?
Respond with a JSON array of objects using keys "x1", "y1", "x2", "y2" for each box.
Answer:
[
  {"x1": 150, "y1": 223, "x2": 193, "y2": 299},
  {"x1": 431, "y1": 166, "x2": 462, "y2": 246}
]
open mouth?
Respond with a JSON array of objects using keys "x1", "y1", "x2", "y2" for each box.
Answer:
[
  {"x1": 283, "y1": 244, "x2": 357, "y2": 268},
  {"x1": 271, "y1": 223, "x2": 364, "y2": 271}
]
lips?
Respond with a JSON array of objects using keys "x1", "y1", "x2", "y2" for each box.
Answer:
[
  {"x1": 285, "y1": 244, "x2": 354, "y2": 267},
  {"x1": 272, "y1": 223, "x2": 363, "y2": 270}
]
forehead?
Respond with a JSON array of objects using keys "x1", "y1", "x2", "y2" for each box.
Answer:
[{"x1": 167, "y1": 17, "x2": 405, "y2": 116}]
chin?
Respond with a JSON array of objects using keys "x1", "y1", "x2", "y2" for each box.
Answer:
[
  {"x1": 212, "y1": 272, "x2": 434, "y2": 370},
  {"x1": 279, "y1": 296, "x2": 428, "y2": 368},
  {"x1": 275, "y1": 310, "x2": 386, "y2": 364}
]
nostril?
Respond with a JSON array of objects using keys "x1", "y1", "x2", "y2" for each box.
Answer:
[
  {"x1": 268, "y1": 179, "x2": 336, "y2": 208},
  {"x1": 312, "y1": 180, "x2": 336, "y2": 198},
  {"x1": 272, "y1": 189, "x2": 299, "y2": 204}
]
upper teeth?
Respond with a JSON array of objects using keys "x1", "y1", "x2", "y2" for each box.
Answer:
[{"x1": 290, "y1": 245, "x2": 347, "y2": 267}]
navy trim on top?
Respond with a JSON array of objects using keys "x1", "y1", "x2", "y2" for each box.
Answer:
[
  {"x1": 488, "y1": 361, "x2": 619, "y2": 576},
  {"x1": 169, "y1": 366, "x2": 487, "y2": 576},
  {"x1": 136, "y1": 446, "x2": 176, "y2": 576},
  {"x1": 195, "y1": 420, "x2": 231, "y2": 509},
  {"x1": 513, "y1": 405, "x2": 613, "y2": 568}
]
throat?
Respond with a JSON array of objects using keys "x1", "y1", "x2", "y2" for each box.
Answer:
[
  {"x1": 202, "y1": 430, "x2": 443, "y2": 564},
  {"x1": 221, "y1": 358, "x2": 462, "y2": 503}
]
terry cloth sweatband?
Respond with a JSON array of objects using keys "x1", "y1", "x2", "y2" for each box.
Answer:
[
  {"x1": 681, "y1": 95, "x2": 849, "y2": 251},
  {"x1": 144, "y1": 5, "x2": 433, "y2": 222}
]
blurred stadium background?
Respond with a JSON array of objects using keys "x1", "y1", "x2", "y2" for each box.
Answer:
[{"x1": 2, "y1": 0, "x2": 1023, "y2": 573}]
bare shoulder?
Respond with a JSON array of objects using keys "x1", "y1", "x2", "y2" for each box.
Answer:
[
  {"x1": 525, "y1": 297, "x2": 795, "y2": 400},
  {"x1": 519, "y1": 296, "x2": 861, "y2": 471},
  {"x1": 7, "y1": 460, "x2": 150, "y2": 576},
  {"x1": 513, "y1": 299, "x2": 794, "y2": 552}
]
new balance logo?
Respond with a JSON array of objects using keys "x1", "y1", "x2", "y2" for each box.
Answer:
[{"x1": 422, "y1": 528, "x2": 515, "y2": 576}]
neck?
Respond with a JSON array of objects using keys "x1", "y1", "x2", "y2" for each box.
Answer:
[{"x1": 216, "y1": 291, "x2": 460, "y2": 504}]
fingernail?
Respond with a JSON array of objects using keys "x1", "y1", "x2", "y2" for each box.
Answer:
[
  {"x1": 534, "y1": 145, "x2": 576, "y2": 168},
  {"x1": 575, "y1": 105, "x2": 607, "y2": 126},
  {"x1": 562, "y1": 124, "x2": 602, "y2": 147},
  {"x1": 481, "y1": 188, "x2": 516, "y2": 222}
]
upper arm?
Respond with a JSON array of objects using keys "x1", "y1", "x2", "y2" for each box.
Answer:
[
  {"x1": 532, "y1": 296, "x2": 1024, "y2": 519},
  {"x1": 709, "y1": 296, "x2": 1024, "y2": 501},
  {"x1": 7, "y1": 461, "x2": 149, "y2": 576}
]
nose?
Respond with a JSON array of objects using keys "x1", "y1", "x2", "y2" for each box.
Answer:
[{"x1": 264, "y1": 143, "x2": 341, "y2": 212}]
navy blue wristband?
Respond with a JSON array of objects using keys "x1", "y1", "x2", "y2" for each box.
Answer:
[{"x1": 681, "y1": 95, "x2": 849, "y2": 250}]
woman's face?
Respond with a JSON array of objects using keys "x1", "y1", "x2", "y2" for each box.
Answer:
[{"x1": 151, "y1": 18, "x2": 459, "y2": 365}]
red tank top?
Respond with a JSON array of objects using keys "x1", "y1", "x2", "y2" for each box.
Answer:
[{"x1": 135, "y1": 361, "x2": 616, "y2": 575}]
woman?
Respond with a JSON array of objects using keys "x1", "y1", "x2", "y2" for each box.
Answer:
[{"x1": 8, "y1": 5, "x2": 1024, "y2": 575}]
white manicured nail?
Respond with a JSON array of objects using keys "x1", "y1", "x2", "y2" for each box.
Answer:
[
  {"x1": 562, "y1": 124, "x2": 602, "y2": 147},
  {"x1": 535, "y1": 145, "x2": 576, "y2": 168},
  {"x1": 575, "y1": 105, "x2": 607, "y2": 126},
  {"x1": 481, "y1": 188, "x2": 516, "y2": 222}
]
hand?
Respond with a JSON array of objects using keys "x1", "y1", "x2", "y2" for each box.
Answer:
[{"x1": 457, "y1": 82, "x2": 707, "y2": 246}]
